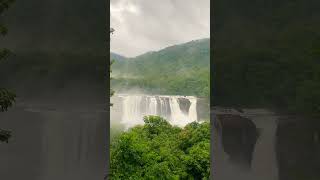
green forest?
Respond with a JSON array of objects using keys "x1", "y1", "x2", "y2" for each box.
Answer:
[
  {"x1": 110, "y1": 116, "x2": 210, "y2": 180},
  {"x1": 212, "y1": 0, "x2": 320, "y2": 118},
  {"x1": 0, "y1": 0, "x2": 15, "y2": 143},
  {"x1": 0, "y1": 52, "x2": 106, "y2": 99},
  {"x1": 110, "y1": 38, "x2": 211, "y2": 179},
  {"x1": 111, "y1": 39, "x2": 210, "y2": 98}
]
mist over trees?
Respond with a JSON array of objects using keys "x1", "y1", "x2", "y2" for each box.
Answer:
[
  {"x1": 110, "y1": 26, "x2": 210, "y2": 179},
  {"x1": 0, "y1": 0, "x2": 107, "y2": 105},
  {"x1": 110, "y1": 38, "x2": 210, "y2": 179},
  {"x1": 110, "y1": 28, "x2": 115, "y2": 106},
  {"x1": 111, "y1": 39, "x2": 210, "y2": 97}
]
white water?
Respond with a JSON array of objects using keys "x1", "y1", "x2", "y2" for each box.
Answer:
[
  {"x1": 247, "y1": 111, "x2": 279, "y2": 180},
  {"x1": 0, "y1": 103, "x2": 107, "y2": 180},
  {"x1": 118, "y1": 94, "x2": 198, "y2": 128},
  {"x1": 188, "y1": 98, "x2": 198, "y2": 123}
]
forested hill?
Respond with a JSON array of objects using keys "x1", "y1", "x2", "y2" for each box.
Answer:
[
  {"x1": 0, "y1": 53, "x2": 106, "y2": 104},
  {"x1": 0, "y1": 0, "x2": 106, "y2": 55},
  {"x1": 111, "y1": 53, "x2": 127, "y2": 62},
  {"x1": 212, "y1": 0, "x2": 320, "y2": 116},
  {"x1": 111, "y1": 38, "x2": 210, "y2": 97},
  {"x1": 0, "y1": 0, "x2": 106, "y2": 104}
]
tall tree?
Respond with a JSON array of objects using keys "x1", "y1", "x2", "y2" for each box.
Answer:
[
  {"x1": 104, "y1": 27, "x2": 115, "y2": 180},
  {"x1": 109, "y1": 28, "x2": 115, "y2": 106},
  {"x1": 0, "y1": 0, "x2": 16, "y2": 143}
]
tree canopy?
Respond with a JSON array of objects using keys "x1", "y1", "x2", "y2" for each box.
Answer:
[
  {"x1": 0, "y1": 0, "x2": 15, "y2": 143},
  {"x1": 111, "y1": 39, "x2": 210, "y2": 98},
  {"x1": 212, "y1": 0, "x2": 320, "y2": 118},
  {"x1": 110, "y1": 116, "x2": 210, "y2": 179}
]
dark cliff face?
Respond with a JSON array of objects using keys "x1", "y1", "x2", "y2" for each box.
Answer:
[
  {"x1": 178, "y1": 98, "x2": 191, "y2": 114},
  {"x1": 217, "y1": 114, "x2": 258, "y2": 168}
]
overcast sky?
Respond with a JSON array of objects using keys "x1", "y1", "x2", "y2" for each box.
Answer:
[{"x1": 110, "y1": 0, "x2": 210, "y2": 57}]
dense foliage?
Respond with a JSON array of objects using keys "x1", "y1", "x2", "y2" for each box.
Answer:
[
  {"x1": 111, "y1": 39, "x2": 210, "y2": 97},
  {"x1": 212, "y1": 0, "x2": 320, "y2": 117},
  {"x1": 1, "y1": 0, "x2": 106, "y2": 55},
  {"x1": 110, "y1": 116, "x2": 210, "y2": 179},
  {"x1": 0, "y1": 53, "x2": 106, "y2": 99},
  {"x1": 0, "y1": 0, "x2": 15, "y2": 143},
  {"x1": 110, "y1": 28, "x2": 115, "y2": 106}
]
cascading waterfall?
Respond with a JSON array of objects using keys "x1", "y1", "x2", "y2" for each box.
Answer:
[
  {"x1": 249, "y1": 113, "x2": 279, "y2": 180},
  {"x1": 121, "y1": 95, "x2": 144, "y2": 128},
  {"x1": 0, "y1": 103, "x2": 107, "y2": 180},
  {"x1": 169, "y1": 96, "x2": 190, "y2": 126},
  {"x1": 147, "y1": 96, "x2": 158, "y2": 115},
  {"x1": 188, "y1": 97, "x2": 198, "y2": 122},
  {"x1": 118, "y1": 94, "x2": 198, "y2": 128}
]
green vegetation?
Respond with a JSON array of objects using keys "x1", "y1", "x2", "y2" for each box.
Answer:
[
  {"x1": 212, "y1": 0, "x2": 320, "y2": 117},
  {"x1": 111, "y1": 39, "x2": 210, "y2": 97},
  {"x1": 110, "y1": 116, "x2": 210, "y2": 179},
  {"x1": 2, "y1": 0, "x2": 106, "y2": 55},
  {"x1": 110, "y1": 37, "x2": 210, "y2": 179},
  {"x1": 110, "y1": 28, "x2": 115, "y2": 106},
  {"x1": 213, "y1": 1, "x2": 320, "y2": 179},
  {"x1": 0, "y1": 0, "x2": 15, "y2": 143},
  {"x1": 0, "y1": 52, "x2": 106, "y2": 97}
]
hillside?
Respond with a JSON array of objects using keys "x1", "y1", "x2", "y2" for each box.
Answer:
[
  {"x1": 212, "y1": 1, "x2": 320, "y2": 179},
  {"x1": 111, "y1": 38, "x2": 210, "y2": 97},
  {"x1": 0, "y1": 52, "x2": 106, "y2": 104},
  {"x1": 111, "y1": 52, "x2": 127, "y2": 62},
  {"x1": 0, "y1": 0, "x2": 106, "y2": 55},
  {"x1": 212, "y1": 0, "x2": 320, "y2": 115}
]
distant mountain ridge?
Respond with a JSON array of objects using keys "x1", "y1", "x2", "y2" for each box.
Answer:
[
  {"x1": 110, "y1": 52, "x2": 127, "y2": 62},
  {"x1": 111, "y1": 38, "x2": 210, "y2": 75},
  {"x1": 111, "y1": 38, "x2": 210, "y2": 97},
  {"x1": 111, "y1": 38, "x2": 209, "y2": 60}
]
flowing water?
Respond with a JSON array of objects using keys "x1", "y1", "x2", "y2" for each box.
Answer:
[
  {"x1": 112, "y1": 94, "x2": 199, "y2": 128},
  {"x1": 0, "y1": 102, "x2": 107, "y2": 180},
  {"x1": 247, "y1": 110, "x2": 279, "y2": 180}
]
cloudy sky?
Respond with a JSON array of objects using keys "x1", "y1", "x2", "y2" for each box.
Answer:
[{"x1": 110, "y1": 0, "x2": 210, "y2": 57}]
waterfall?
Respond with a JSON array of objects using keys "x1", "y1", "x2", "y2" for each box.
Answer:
[
  {"x1": 147, "y1": 96, "x2": 158, "y2": 115},
  {"x1": 169, "y1": 96, "x2": 192, "y2": 127},
  {"x1": 0, "y1": 104, "x2": 107, "y2": 180},
  {"x1": 249, "y1": 113, "x2": 279, "y2": 180},
  {"x1": 212, "y1": 109, "x2": 279, "y2": 180},
  {"x1": 121, "y1": 95, "x2": 144, "y2": 128},
  {"x1": 213, "y1": 115, "x2": 253, "y2": 180},
  {"x1": 189, "y1": 97, "x2": 198, "y2": 122},
  {"x1": 118, "y1": 94, "x2": 198, "y2": 128}
]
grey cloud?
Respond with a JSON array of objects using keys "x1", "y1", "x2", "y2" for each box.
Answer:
[{"x1": 111, "y1": 0, "x2": 210, "y2": 57}]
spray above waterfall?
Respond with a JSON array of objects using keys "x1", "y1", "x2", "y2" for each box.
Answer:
[{"x1": 118, "y1": 94, "x2": 198, "y2": 128}]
